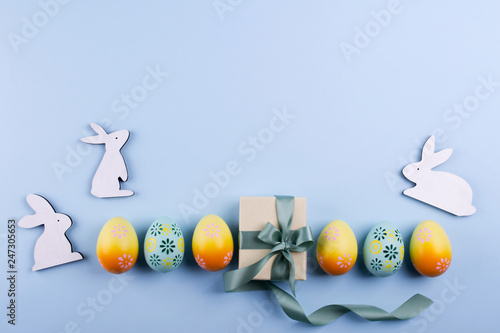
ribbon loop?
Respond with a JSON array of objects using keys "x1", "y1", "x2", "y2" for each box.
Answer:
[
  {"x1": 257, "y1": 222, "x2": 283, "y2": 246},
  {"x1": 286, "y1": 227, "x2": 315, "y2": 252}
]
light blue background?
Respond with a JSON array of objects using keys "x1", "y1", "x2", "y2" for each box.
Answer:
[{"x1": 1, "y1": 1, "x2": 499, "y2": 332}]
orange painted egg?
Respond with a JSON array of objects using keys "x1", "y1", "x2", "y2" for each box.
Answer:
[
  {"x1": 192, "y1": 214, "x2": 233, "y2": 271},
  {"x1": 96, "y1": 217, "x2": 138, "y2": 274},
  {"x1": 410, "y1": 220, "x2": 452, "y2": 277},
  {"x1": 316, "y1": 220, "x2": 358, "y2": 275}
]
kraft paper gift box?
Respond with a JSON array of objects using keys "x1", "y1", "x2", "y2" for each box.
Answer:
[{"x1": 238, "y1": 196, "x2": 307, "y2": 281}]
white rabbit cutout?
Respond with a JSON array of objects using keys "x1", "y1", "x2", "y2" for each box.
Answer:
[
  {"x1": 18, "y1": 194, "x2": 83, "y2": 271},
  {"x1": 402, "y1": 135, "x2": 476, "y2": 216},
  {"x1": 81, "y1": 123, "x2": 134, "y2": 198}
]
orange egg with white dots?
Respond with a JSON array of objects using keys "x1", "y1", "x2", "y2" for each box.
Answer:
[{"x1": 192, "y1": 215, "x2": 234, "y2": 271}]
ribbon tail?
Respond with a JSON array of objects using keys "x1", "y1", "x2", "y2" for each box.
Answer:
[
  {"x1": 282, "y1": 251, "x2": 296, "y2": 296},
  {"x1": 224, "y1": 246, "x2": 284, "y2": 292},
  {"x1": 264, "y1": 281, "x2": 433, "y2": 326}
]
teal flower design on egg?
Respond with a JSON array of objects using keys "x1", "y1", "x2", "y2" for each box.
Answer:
[
  {"x1": 394, "y1": 229, "x2": 403, "y2": 243},
  {"x1": 373, "y1": 227, "x2": 387, "y2": 241},
  {"x1": 172, "y1": 254, "x2": 183, "y2": 268},
  {"x1": 383, "y1": 244, "x2": 398, "y2": 260},
  {"x1": 149, "y1": 254, "x2": 161, "y2": 267},
  {"x1": 370, "y1": 258, "x2": 383, "y2": 271},
  {"x1": 150, "y1": 223, "x2": 163, "y2": 237},
  {"x1": 160, "y1": 239, "x2": 176, "y2": 255},
  {"x1": 393, "y1": 260, "x2": 402, "y2": 272},
  {"x1": 172, "y1": 223, "x2": 182, "y2": 237}
]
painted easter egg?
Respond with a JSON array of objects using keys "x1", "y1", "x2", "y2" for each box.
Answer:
[
  {"x1": 316, "y1": 220, "x2": 357, "y2": 275},
  {"x1": 363, "y1": 221, "x2": 404, "y2": 277},
  {"x1": 96, "y1": 217, "x2": 138, "y2": 274},
  {"x1": 410, "y1": 220, "x2": 452, "y2": 277},
  {"x1": 192, "y1": 214, "x2": 233, "y2": 272},
  {"x1": 144, "y1": 217, "x2": 184, "y2": 273}
]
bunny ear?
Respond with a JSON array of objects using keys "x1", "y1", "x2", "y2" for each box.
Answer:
[
  {"x1": 428, "y1": 148, "x2": 453, "y2": 168},
  {"x1": 80, "y1": 134, "x2": 104, "y2": 144},
  {"x1": 19, "y1": 194, "x2": 54, "y2": 229},
  {"x1": 26, "y1": 194, "x2": 56, "y2": 214},
  {"x1": 18, "y1": 215, "x2": 42, "y2": 228},
  {"x1": 90, "y1": 123, "x2": 108, "y2": 136},
  {"x1": 421, "y1": 135, "x2": 436, "y2": 161}
]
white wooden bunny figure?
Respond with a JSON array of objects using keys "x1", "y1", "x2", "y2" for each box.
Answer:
[
  {"x1": 402, "y1": 135, "x2": 476, "y2": 216},
  {"x1": 81, "y1": 123, "x2": 134, "y2": 198},
  {"x1": 18, "y1": 194, "x2": 83, "y2": 271}
]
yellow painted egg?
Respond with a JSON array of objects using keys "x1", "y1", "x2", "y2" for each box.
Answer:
[
  {"x1": 96, "y1": 217, "x2": 139, "y2": 274},
  {"x1": 192, "y1": 214, "x2": 233, "y2": 272},
  {"x1": 410, "y1": 220, "x2": 452, "y2": 277},
  {"x1": 316, "y1": 220, "x2": 358, "y2": 275}
]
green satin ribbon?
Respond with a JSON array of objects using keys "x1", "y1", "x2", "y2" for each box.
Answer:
[
  {"x1": 229, "y1": 281, "x2": 433, "y2": 326},
  {"x1": 223, "y1": 195, "x2": 434, "y2": 326},
  {"x1": 225, "y1": 195, "x2": 314, "y2": 295}
]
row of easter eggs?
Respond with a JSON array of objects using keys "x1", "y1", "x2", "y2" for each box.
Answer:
[
  {"x1": 96, "y1": 216, "x2": 451, "y2": 278},
  {"x1": 97, "y1": 215, "x2": 234, "y2": 274},
  {"x1": 317, "y1": 220, "x2": 452, "y2": 277}
]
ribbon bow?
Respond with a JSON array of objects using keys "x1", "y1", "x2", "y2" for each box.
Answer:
[{"x1": 224, "y1": 196, "x2": 314, "y2": 295}]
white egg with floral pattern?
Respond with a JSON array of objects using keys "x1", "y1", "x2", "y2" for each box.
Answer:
[
  {"x1": 363, "y1": 221, "x2": 404, "y2": 277},
  {"x1": 144, "y1": 217, "x2": 184, "y2": 273}
]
